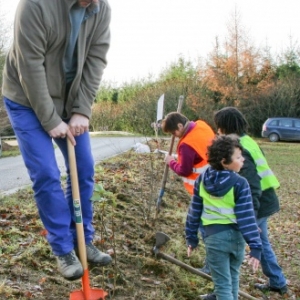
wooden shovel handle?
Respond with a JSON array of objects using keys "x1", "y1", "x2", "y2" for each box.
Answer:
[
  {"x1": 67, "y1": 138, "x2": 88, "y2": 270},
  {"x1": 156, "y1": 95, "x2": 185, "y2": 215}
]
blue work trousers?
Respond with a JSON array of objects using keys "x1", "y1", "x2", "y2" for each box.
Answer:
[
  {"x1": 257, "y1": 217, "x2": 286, "y2": 288},
  {"x1": 4, "y1": 97, "x2": 95, "y2": 255}
]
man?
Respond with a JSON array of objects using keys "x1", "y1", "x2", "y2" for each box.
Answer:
[{"x1": 2, "y1": 0, "x2": 112, "y2": 281}]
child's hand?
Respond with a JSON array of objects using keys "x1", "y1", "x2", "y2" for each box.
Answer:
[
  {"x1": 164, "y1": 154, "x2": 174, "y2": 165},
  {"x1": 248, "y1": 256, "x2": 260, "y2": 272},
  {"x1": 187, "y1": 245, "x2": 193, "y2": 257}
]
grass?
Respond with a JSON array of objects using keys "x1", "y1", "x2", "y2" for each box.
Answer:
[
  {"x1": 0, "y1": 148, "x2": 20, "y2": 157},
  {"x1": 0, "y1": 139, "x2": 299, "y2": 299}
]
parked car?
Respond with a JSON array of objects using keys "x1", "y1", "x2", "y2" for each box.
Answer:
[{"x1": 261, "y1": 117, "x2": 300, "y2": 142}]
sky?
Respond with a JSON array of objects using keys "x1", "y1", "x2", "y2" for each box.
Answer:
[{"x1": 1, "y1": 0, "x2": 300, "y2": 87}]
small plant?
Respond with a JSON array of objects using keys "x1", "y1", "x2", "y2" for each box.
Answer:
[{"x1": 91, "y1": 183, "x2": 116, "y2": 204}]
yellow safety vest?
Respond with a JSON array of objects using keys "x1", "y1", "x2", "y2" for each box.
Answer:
[
  {"x1": 200, "y1": 182, "x2": 237, "y2": 225},
  {"x1": 240, "y1": 135, "x2": 280, "y2": 191}
]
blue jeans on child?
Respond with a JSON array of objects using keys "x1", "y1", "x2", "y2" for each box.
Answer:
[
  {"x1": 257, "y1": 217, "x2": 286, "y2": 288},
  {"x1": 198, "y1": 224, "x2": 211, "y2": 274},
  {"x1": 4, "y1": 97, "x2": 95, "y2": 256},
  {"x1": 205, "y1": 229, "x2": 245, "y2": 300}
]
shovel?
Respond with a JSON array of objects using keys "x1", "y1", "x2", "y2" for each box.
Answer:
[
  {"x1": 67, "y1": 138, "x2": 107, "y2": 300},
  {"x1": 153, "y1": 232, "x2": 259, "y2": 300},
  {"x1": 155, "y1": 95, "x2": 184, "y2": 216}
]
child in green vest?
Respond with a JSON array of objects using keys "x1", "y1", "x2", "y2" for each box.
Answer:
[
  {"x1": 214, "y1": 107, "x2": 288, "y2": 297},
  {"x1": 186, "y1": 134, "x2": 261, "y2": 300}
]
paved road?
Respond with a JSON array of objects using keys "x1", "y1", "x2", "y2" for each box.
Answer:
[{"x1": 0, "y1": 136, "x2": 148, "y2": 196}]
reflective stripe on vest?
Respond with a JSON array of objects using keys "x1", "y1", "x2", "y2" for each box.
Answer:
[
  {"x1": 200, "y1": 182, "x2": 237, "y2": 225},
  {"x1": 193, "y1": 165, "x2": 210, "y2": 174},
  {"x1": 240, "y1": 135, "x2": 280, "y2": 191},
  {"x1": 183, "y1": 177, "x2": 196, "y2": 185},
  {"x1": 183, "y1": 164, "x2": 210, "y2": 186}
]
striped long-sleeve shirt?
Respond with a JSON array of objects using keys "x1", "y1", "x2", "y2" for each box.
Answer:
[{"x1": 185, "y1": 167, "x2": 262, "y2": 260}]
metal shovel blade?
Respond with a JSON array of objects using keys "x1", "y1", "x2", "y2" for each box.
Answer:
[
  {"x1": 155, "y1": 232, "x2": 170, "y2": 248},
  {"x1": 69, "y1": 288, "x2": 107, "y2": 300}
]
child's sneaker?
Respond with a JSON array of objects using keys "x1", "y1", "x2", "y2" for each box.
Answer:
[
  {"x1": 86, "y1": 243, "x2": 112, "y2": 265},
  {"x1": 254, "y1": 283, "x2": 288, "y2": 295},
  {"x1": 200, "y1": 293, "x2": 216, "y2": 300},
  {"x1": 56, "y1": 250, "x2": 83, "y2": 281}
]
